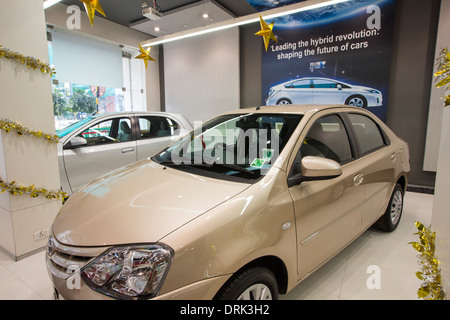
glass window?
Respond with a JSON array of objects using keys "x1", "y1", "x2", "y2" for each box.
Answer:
[
  {"x1": 138, "y1": 116, "x2": 180, "y2": 139},
  {"x1": 153, "y1": 113, "x2": 302, "y2": 181},
  {"x1": 348, "y1": 113, "x2": 385, "y2": 154},
  {"x1": 312, "y1": 79, "x2": 338, "y2": 88},
  {"x1": 117, "y1": 118, "x2": 132, "y2": 142},
  {"x1": 291, "y1": 79, "x2": 312, "y2": 88},
  {"x1": 78, "y1": 117, "x2": 131, "y2": 146},
  {"x1": 300, "y1": 114, "x2": 352, "y2": 164}
]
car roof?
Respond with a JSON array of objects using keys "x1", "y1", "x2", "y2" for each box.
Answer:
[
  {"x1": 90, "y1": 111, "x2": 179, "y2": 118},
  {"x1": 218, "y1": 104, "x2": 360, "y2": 116}
]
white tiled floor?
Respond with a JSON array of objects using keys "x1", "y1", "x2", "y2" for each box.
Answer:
[{"x1": 0, "y1": 192, "x2": 433, "y2": 300}]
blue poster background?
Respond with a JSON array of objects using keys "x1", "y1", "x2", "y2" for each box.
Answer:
[{"x1": 250, "y1": 0, "x2": 396, "y2": 122}]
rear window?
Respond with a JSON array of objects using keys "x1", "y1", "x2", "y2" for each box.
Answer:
[{"x1": 348, "y1": 113, "x2": 386, "y2": 154}]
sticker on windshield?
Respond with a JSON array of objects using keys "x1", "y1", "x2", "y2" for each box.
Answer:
[
  {"x1": 262, "y1": 148, "x2": 274, "y2": 160},
  {"x1": 250, "y1": 158, "x2": 266, "y2": 168}
]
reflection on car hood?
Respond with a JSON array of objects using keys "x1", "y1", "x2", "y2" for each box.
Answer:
[
  {"x1": 52, "y1": 160, "x2": 250, "y2": 246},
  {"x1": 350, "y1": 85, "x2": 375, "y2": 91}
]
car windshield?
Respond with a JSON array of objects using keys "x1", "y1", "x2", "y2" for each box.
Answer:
[
  {"x1": 57, "y1": 117, "x2": 94, "y2": 138},
  {"x1": 152, "y1": 112, "x2": 303, "y2": 181}
]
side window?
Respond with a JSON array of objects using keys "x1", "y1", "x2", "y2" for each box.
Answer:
[
  {"x1": 300, "y1": 114, "x2": 353, "y2": 164},
  {"x1": 79, "y1": 117, "x2": 131, "y2": 146},
  {"x1": 291, "y1": 79, "x2": 312, "y2": 88},
  {"x1": 348, "y1": 113, "x2": 385, "y2": 154},
  {"x1": 138, "y1": 116, "x2": 180, "y2": 139},
  {"x1": 312, "y1": 79, "x2": 337, "y2": 88}
]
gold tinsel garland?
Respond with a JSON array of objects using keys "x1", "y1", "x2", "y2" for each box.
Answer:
[
  {"x1": 0, "y1": 47, "x2": 63, "y2": 202},
  {"x1": 0, "y1": 177, "x2": 67, "y2": 201},
  {"x1": 0, "y1": 119, "x2": 59, "y2": 143},
  {"x1": 409, "y1": 221, "x2": 446, "y2": 300},
  {"x1": 435, "y1": 47, "x2": 450, "y2": 107},
  {"x1": 0, "y1": 44, "x2": 55, "y2": 76}
]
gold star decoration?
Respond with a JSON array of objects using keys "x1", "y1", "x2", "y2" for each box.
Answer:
[
  {"x1": 79, "y1": 0, "x2": 106, "y2": 26},
  {"x1": 255, "y1": 15, "x2": 278, "y2": 52},
  {"x1": 135, "y1": 44, "x2": 156, "y2": 69}
]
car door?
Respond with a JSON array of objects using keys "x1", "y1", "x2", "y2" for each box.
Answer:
[
  {"x1": 346, "y1": 112, "x2": 396, "y2": 227},
  {"x1": 288, "y1": 79, "x2": 314, "y2": 104},
  {"x1": 287, "y1": 112, "x2": 365, "y2": 279},
  {"x1": 312, "y1": 79, "x2": 346, "y2": 104},
  {"x1": 135, "y1": 115, "x2": 181, "y2": 160},
  {"x1": 63, "y1": 116, "x2": 137, "y2": 193}
]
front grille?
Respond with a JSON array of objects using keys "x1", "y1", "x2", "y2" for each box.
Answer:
[{"x1": 47, "y1": 235, "x2": 106, "y2": 279}]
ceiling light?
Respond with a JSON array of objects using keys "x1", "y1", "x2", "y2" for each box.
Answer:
[
  {"x1": 141, "y1": 0, "x2": 350, "y2": 47},
  {"x1": 154, "y1": 26, "x2": 160, "y2": 32},
  {"x1": 43, "y1": 0, "x2": 63, "y2": 9},
  {"x1": 203, "y1": 13, "x2": 209, "y2": 19}
]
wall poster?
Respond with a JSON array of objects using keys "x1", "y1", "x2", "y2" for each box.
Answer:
[{"x1": 248, "y1": 0, "x2": 396, "y2": 122}]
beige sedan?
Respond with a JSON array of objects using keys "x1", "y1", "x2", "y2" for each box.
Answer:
[{"x1": 47, "y1": 105, "x2": 410, "y2": 300}]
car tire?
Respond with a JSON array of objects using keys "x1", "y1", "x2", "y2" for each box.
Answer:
[
  {"x1": 215, "y1": 266, "x2": 279, "y2": 300},
  {"x1": 346, "y1": 95, "x2": 367, "y2": 108},
  {"x1": 375, "y1": 183, "x2": 404, "y2": 232},
  {"x1": 276, "y1": 98, "x2": 292, "y2": 105}
]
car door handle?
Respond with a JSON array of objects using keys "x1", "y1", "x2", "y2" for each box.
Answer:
[
  {"x1": 353, "y1": 173, "x2": 364, "y2": 187},
  {"x1": 390, "y1": 153, "x2": 396, "y2": 161},
  {"x1": 121, "y1": 147, "x2": 135, "y2": 154}
]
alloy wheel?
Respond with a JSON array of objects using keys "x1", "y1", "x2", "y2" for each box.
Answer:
[
  {"x1": 348, "y1": 97, "x2": 365, "y2": 107},
  {"x1": 390, "y1": 190, "x2": 403, "y2": 225},
  {"x1": 237, "y1": 283, "x2": 273, "y2": 300}
]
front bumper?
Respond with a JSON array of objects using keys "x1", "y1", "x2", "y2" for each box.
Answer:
[{"x1": 46, "y1": 236, "x2": 230, "y2": 300}]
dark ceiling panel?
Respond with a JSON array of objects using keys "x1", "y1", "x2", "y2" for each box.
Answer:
[{"x1": 60, "y1": 0, "x2": 256, "y2": 27}]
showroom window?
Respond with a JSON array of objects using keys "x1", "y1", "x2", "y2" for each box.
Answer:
[
  {"x1": 348, "y1": 113, "x2": 386, "y2": 154},
  {"x1": 48, "y1": 30, "x2": 146, "y2": 131}
]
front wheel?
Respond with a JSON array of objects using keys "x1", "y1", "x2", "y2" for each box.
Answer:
[
  {"x1": 346, "y1": 95, "x2": 367, "y2": 108},
  {"x1": 214, "y1": 266, "x2": 279, "y2": 300},
  {"x1": 276, "y1": 98, "x2": 292, "y2": 105},
  {"x1": 375, "y1": 183, "x2": 404, "y2": 232}
]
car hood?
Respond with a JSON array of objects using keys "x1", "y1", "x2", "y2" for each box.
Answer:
[
  {"x1": 350, "y1": 85, "x2": 376, "y2": 92},
  {"x1": 52, "y1": 160, "x2": 251, "y2": 247}
]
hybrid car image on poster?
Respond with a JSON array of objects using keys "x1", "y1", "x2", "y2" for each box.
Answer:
[
  {"x1": 256, "y1": 0, "x2": 396, "y2": 122},
  {"x1": 266, "y1": 77, "x2": 383, "y2": 108}
]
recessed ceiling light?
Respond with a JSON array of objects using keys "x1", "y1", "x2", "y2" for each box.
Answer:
[
  {"x1": 154, "y1": 26, "x2": 160, "y2": 31},
  {"x1": 203, "y1": 13, "x2": 209, "y2": 19}
]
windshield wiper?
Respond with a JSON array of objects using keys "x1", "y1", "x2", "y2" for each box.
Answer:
[
  {"x1": 156, "y1": 158, "x2": 255, "y2": 175},
  {"x1": 209, "y1": 162, "x2": 255, "y2": 175}
]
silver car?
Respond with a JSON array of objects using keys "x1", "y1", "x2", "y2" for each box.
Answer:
[
  {"x1": 266, "y1": 77, "x2": 383, "y2": 108},
  {"x1": 57, "y1": 111, "x2": 192, "y2": 194}
]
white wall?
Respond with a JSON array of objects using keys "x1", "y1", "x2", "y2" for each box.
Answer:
[
  {"x1": 163, "y1": 27, "x2": 240, "y2": 123},
  {"x1": 430, "y1": 0, "x2": 450, "y2": 295},
  {"x1": 0, "y1": 0, "x2": 61, "y2": 259}
]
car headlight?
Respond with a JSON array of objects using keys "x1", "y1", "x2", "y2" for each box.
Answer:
[
  {"x1": 81, "y1": 244, "x2": 173, "y2": 300},
  {"x1": 364, "y1": 89, "x2": 381, "y2": 94}
]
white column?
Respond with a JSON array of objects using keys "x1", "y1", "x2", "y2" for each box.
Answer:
[
  {"x1": 0, "y1": 0, "x2": 61, "y2": 260},
  {"x1": 430, "y1": 0, "x2": 450, "y2": 294}
]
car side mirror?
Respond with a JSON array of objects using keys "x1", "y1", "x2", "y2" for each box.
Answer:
[
  {"x1": 287, "y1": 156, "x2": 342, "y2": 187},
  {"x1": 64, "y1": 136, "x2": 87, "y2": 149},
  {"x1": 337, "y1": 84, "x2": 342, "y2": 91}
]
